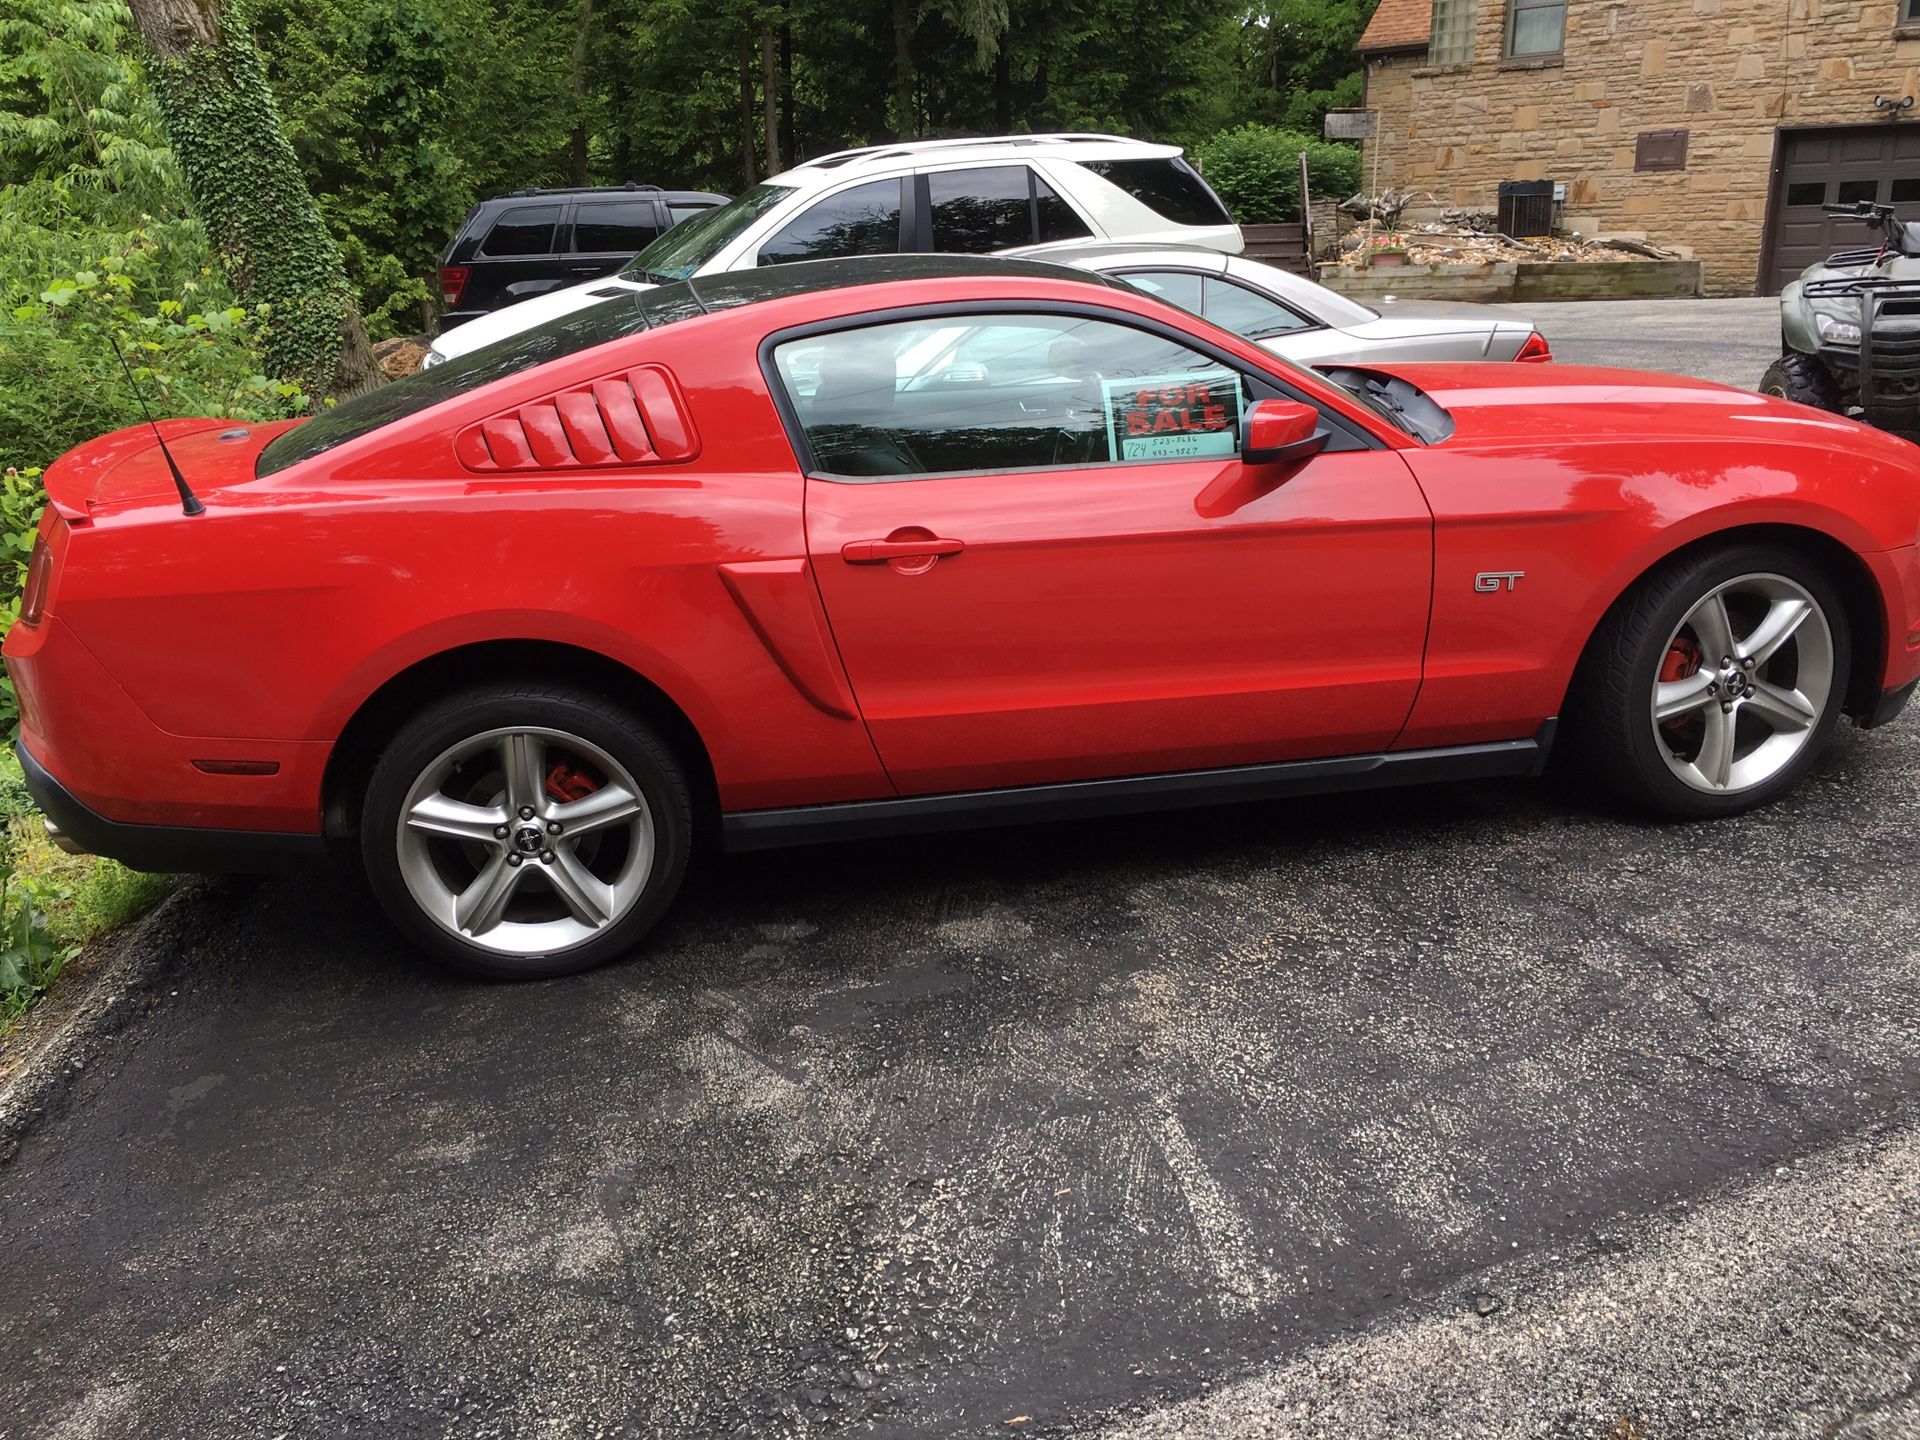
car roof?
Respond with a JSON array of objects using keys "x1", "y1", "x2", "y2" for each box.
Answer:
[
  {"x1": 637, "y1": 253, "x2": 1123, "y2": 325},
  {"x1": 775, "y1": 132, "x2": 1182, "y2": 191},
  {"x1": 485, "y1": 186, "x2": 731, "y2": 205}
]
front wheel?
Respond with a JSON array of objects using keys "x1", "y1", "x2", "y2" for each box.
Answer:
[
  {"x1": 1570, "y1": 544, "x2": 1851, "y2": 818},
  {"x1": 1758, "y1": 350, "x2": 1842, "y2": 413},
  {"x1": 360, "y1": 685, "x2": 692, "y2": 979}
]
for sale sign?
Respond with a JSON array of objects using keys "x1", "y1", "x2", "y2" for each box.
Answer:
[{"x1": 1103, "y1": 370, "x2": 1243, "y2": 461}]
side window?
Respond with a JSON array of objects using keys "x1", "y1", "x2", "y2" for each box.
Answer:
[
  {"x1": 479, "y1": 204, "x2": 561, "y2": 257},
  {"x1": 1075, "y1": 157, "x2": 1232, "y2": 227},
  {"x1": 1124, "y1": 270, "x2": 1205, "y2": 316},
  {"x1": 668, "y1": 202, "x2": 717, "y2": 224},
  {"x1": 772, "y1": 313, "x2": 1248, "y2": 479},
  {"x1": 927, "y1": 166, "x2": 1035, "y2": 253},
  {"x1": 572, "y1": 200, "x2": 663, "y2": 253},
  {"x1": 757, "y1": 179, "x2": 904, "y2": 265},
  {"x1": 1203, "y1": 277, "x2": 1312, "y2": 339},
  {"x1": 1036, "y1": 174, "x2": 1093, "y2": 243}
]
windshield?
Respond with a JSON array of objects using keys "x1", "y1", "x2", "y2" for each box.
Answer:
[
  {"x1": 621, "y1": 183, "x2": 795, "y2": 282},
  {"x1": 257, "y1": 293, "x2": 652, "y2": 476}
]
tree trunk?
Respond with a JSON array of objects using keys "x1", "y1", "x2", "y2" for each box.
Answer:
[
  {"x1": 737, "y1": 31, "x2": 758, "y2": 188},
  {"x1": 993, "y1": 46, "x2": 1010, "y2": 131},
  {"x1": 891, "y1": 0, "x2": 913, "y2": 139},
  {"x1": 761, "y1": 21, "x2": 779, "y2": 177},
  {"x1": 779, "y1": 23, "x2": 794, "y2": 166},
  {"x1": 126, "y1": 0, "x2": 380, "y2": 401},
  {"x1": 569, "y1": 0, "x2": 594, "y2": 186}
]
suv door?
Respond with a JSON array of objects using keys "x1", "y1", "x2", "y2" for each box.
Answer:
[
  {"x1": 915, "y1": 164, "x2": 1093, "y2": 252},
  {"x1": 754, "y1": 179, "x2": 907, "y2": 265},
  {"x1": 564, "y1": 197, "x2": 667, "y2": 283},
  {"x1": 470, "y1": 202, "x2": 565, "y2": 311},
  {"x1": 771, "y1": 309, "x2": 1433, "y2": 795}
]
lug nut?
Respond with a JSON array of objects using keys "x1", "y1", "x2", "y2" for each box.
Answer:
[
  {"x1": 1743, "y1": 656, "x2": 1756, "y2": 669},
  {"x1": 493, "y1": 824, "x2": 509, "y2": 839},
  {"x1": 507, "y1": 853, "x2": 523, "y2": 867},
  {"x1": 1708, "y1": 681, "x2": 1718, "y2": 694},
  {"x1": 546, "y1": 821, "x2": 562, "y2": 834},
  {"x1": 541, "y1": 850, "x2": 555, "y2": 863},
  {"x1": 518, "y1": 805, "x2": 535, "y2": 820},
  {"x1": 1722, "y1": 702, "x2": 1734, "y2": 713}
]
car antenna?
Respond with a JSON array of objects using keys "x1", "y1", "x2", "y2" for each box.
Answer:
[{"x1": 104, "y1": 332, "x2": 204, "y2": 517}]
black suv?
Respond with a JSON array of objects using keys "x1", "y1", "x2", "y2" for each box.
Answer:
[{"x1": 436, "y1": 184, "x2": 729, "y2": 332}]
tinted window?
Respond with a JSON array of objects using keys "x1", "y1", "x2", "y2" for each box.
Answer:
[
  {"x1": 772, "y1": 314, "x2": 1248, "y2": 478},
  {"x1": 572, "y1": 199, "x2": 662, "y2": 253},
  {"x1": 479, "y1": 204, "x2": 561, "y2": 257},
  {"x1": 259, "y1": 295, "x2": 650, "y2": 476},
  {"x1": 1036, "y1": 176, "x2": 1093, "y2": 242},
  {"x1": 1076, "y1": 157, "x2": 1232, "y2": 227},
  {"x1": 1785, "y1": 181, "x2": 1825, "y2": 207},
  {"x1": 668, "y1": 202, "x2": 717, "y2": 223},
  {"x1": 1895, "y1": 178, "x2": 1920, "y2": 204},
  {"x1": 1204, "y1": 277, "x2": 1310, "y2": 339},
  {"x1": 1837, "y1": 179, "x2": 1879, "y2": 204},
  {"x1": 1125, "y1": 270, "x2": 1204, "y2": 315},
  {"x1": 623, "y1": 183, "x2": 794, "y2": 282},
  {"x1": 758, "y1": 179, "x2": 904, "y2": 266},
  {"x1": 928, "y1": 166, "x2": 1034, "y2": 253}
]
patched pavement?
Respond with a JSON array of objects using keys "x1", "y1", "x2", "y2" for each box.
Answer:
[{"x1": 7, "y1": 297, "x2": 1920, "y2": 1439}]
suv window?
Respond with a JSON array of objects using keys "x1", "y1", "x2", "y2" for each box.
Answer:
[
  {"x1": 572, "y1": 199, "x2": 662, "y2": 253},
  {"x1": 926, "y1": 166, "x2": 1093, "y2": 252},
  {"x1": 667, "y1": 202, "x2": 717, "y2": 223},
  {"x1": 772, "y1": 313, "x2": 1248, "y2": 478},
  {"x1": 758, "y1": 179, "x2": 905, "y2": 266},
  {"x1": 480, "y1": 203, "x2": 561, "y2": 257},
  {"x1": 1076, "y1": 158, "x2": 1232, "y2": 228}
]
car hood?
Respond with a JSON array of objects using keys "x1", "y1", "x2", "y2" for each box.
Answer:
[
  {"x1": 431, "y1": 276, "x2": 653, "y2": 361},
  {"x1": 1365, "y1": 361, "x2": 1898, "y2": 449}
]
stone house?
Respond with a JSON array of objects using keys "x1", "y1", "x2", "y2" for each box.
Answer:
[{"x1": 1357, "y1": 0, "x2": 1920, "y2": 293}]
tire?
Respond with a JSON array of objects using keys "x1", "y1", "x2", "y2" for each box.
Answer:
[
  {"x1": 1758, "y1": 350, "x2": 1842, "y2": 413},
  {"x1": 360, "y1": 684, "x2": 692, "y2": 979},
  {"x1": 1567, "y1": 542, "x2": 1851, "y2": 819}
]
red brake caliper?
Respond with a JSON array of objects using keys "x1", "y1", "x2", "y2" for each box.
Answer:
[
  {"x1": 544, "y1": 756, "x2": 604, "y2": 803},
  {"x1": 1658, "y1": 635, "x2": 1702, "y2": 732}
]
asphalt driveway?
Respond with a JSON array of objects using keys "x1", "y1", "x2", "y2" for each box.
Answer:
[{"x1": 6, "y1": 295, "x2": 1920, "y2": 1440}]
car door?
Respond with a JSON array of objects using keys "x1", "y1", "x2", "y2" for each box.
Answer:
[
  {"x1": 471, "y1": 202, "x2": 565, "y2": 311},
  {"x1": 563, "y1": 197, "x2": 666, "y2": 283},
  {"x1": 771, "y1": 308, "x2": 1434, "y2": 796}
]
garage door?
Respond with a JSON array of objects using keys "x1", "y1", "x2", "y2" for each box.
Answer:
[{"x1": 1765, "y1": 125, "x2": 1920, "y2": 293}]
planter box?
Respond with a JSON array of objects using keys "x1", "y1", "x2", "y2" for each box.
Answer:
[{"x1": 1319, "y1": 258, "x2": 1703, "y2": 304}]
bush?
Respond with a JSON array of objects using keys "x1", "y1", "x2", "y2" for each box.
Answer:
[{"x1": 1196, "y1": 124, "x2": 1364, "y2": 225}]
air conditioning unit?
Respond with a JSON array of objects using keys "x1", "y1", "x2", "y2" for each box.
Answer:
[{"x1": 1497, "y1": 179, "x2": 1554, "y2": 238}]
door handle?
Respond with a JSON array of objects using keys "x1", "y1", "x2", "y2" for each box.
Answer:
[{"x1": 841, "y1": 535, "x2": 965, "y2": 564}]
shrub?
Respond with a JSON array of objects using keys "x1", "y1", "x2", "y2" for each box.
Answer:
[{"x1": 1196, "y1": 124, "x2": 1364, "y2": 225}]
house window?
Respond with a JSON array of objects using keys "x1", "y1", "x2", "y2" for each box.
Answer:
[
  {"x1": 1905, "y1": 0, "x2": 1920, "y2": 22},
  {"x1": 1429, "y1": 0, "x2": 1478, "y2": 64},
  {"x1": 1506, "y1": 0, "x2": 1566, "y2": 56}
]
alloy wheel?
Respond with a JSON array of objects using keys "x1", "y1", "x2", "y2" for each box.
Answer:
[
  {"x1": 394, "y1": 725, "x2": 656, "y2": 956},
  {"x1": 1649, "y1": 572, "x2": 1835, "y2": 795}
]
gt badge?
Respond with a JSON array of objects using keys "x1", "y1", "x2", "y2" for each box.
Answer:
[{"x1": 1474, "y1": 571, "x2": 1525, "y2": 592}]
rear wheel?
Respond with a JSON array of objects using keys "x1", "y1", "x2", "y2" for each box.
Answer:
[
  {"x1": 1758, "y1": 350, "x2": 1842, "y2": 413},
  {"x1": 361, "y1": 685, "x2": 692, "y2": 979},
  {"x1": 1570, "y1": 543, "x2": 1850, "y2": 818}
]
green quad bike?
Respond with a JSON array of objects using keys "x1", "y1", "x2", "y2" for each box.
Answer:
[{"x1": 1762, "y1": 199, "x2": 1920, "y2": 431}]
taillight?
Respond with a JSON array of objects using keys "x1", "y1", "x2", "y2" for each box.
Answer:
[
  {"x1": 19, "y1": 535, "x2": 51, "y2": 626},
  {"x1": 1514, "y1": 330, "x2": 1553, "y2": 363},
  {"x1": 439, "y1": 265, "x2": 470, "y2": 307}
]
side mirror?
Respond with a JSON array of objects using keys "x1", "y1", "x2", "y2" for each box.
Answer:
[{"x1": 1242, "y1": 398, "x2": 1329, "y2": 467}]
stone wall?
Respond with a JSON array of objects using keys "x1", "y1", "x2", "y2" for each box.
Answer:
[
  {"x1": 1362, "y1": 0, "x2": 1920, "y2": 294},
  {"x1": 1321, "y1": 257, "x2": 1704, "y2": 302}
]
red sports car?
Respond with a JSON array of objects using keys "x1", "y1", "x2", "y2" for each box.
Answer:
[{"x1": 10, "y1": 256, "x2": 1919, "y2": 977}]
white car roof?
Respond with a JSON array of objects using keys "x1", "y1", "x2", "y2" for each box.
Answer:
[{"x1": 775, "y1": 133, "x2": 1184, "y2": 193}]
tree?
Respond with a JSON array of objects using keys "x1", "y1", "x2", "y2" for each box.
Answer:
[{"x1": 123, "y1": 0, "x2": 379, "y2": 400}]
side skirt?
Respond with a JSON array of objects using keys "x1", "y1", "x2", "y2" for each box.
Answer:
[{"x1": 722, "y1": 723, "x2": 1557, "y2": 853}]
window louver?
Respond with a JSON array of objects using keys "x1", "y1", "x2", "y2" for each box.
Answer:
[{"x1": 455, "y1": 364, "x2": 699, "y2": 471}]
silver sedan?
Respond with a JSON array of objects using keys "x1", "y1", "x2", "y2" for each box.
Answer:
[{"x1": 1001, "y1": 240, "x2": 1549, "y2": 366}]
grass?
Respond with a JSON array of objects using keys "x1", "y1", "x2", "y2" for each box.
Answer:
[{"x1": 0, "y1": 750, "x2": 170, "y2": 1030}]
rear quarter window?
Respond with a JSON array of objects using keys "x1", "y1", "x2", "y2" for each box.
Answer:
[
  {"x1": 480, "y1": 204, "x2": 562, "y2": 257},
  {"x1": 1076, "y1": 157, "x2": 1232, "y2": 228}
]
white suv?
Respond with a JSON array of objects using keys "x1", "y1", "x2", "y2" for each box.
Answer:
[{"x1": 422, "y1": 133, "x2": 1241, "y2": 366}]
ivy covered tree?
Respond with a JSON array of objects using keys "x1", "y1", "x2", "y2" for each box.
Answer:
[{"x1": 123, "y1": 0, "x2": 379, "y2": 400}]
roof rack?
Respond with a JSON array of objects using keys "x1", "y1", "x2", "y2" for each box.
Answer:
[
  {"x1": 799, "y1": 132, "x2": 1145, "y2": 170},
  {"x1": 504, "y1": 182, "x2": 665, "y2": 197}
]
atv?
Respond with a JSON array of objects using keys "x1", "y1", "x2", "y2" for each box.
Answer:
[{"x1": 1762, "y1": 199, "x2": 1920, "y2": 430}]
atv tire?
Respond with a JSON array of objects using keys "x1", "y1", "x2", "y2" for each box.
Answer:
[{"x1": 1759, "y1": 351, "x2": 1842, "y2": 413}]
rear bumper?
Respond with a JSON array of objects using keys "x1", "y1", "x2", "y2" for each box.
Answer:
[{"x1": 16, "y1": 739, "x2": 328, "y2": 874}]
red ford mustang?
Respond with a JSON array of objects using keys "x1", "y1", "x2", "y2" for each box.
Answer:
[{"x1": 10, "y1": 256, "x2": 1920, "y2": 977}]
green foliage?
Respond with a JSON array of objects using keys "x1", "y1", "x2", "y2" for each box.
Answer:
[
  {"x1": 1197, "y1": 123, "x2": 1362, "y2": 224},
  {"x1": 145, "y1": 26, "x2": 357, "y2": 396},
  {"x1": 0, "y1": 859, "x2": 74, "y2": 1028}
]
